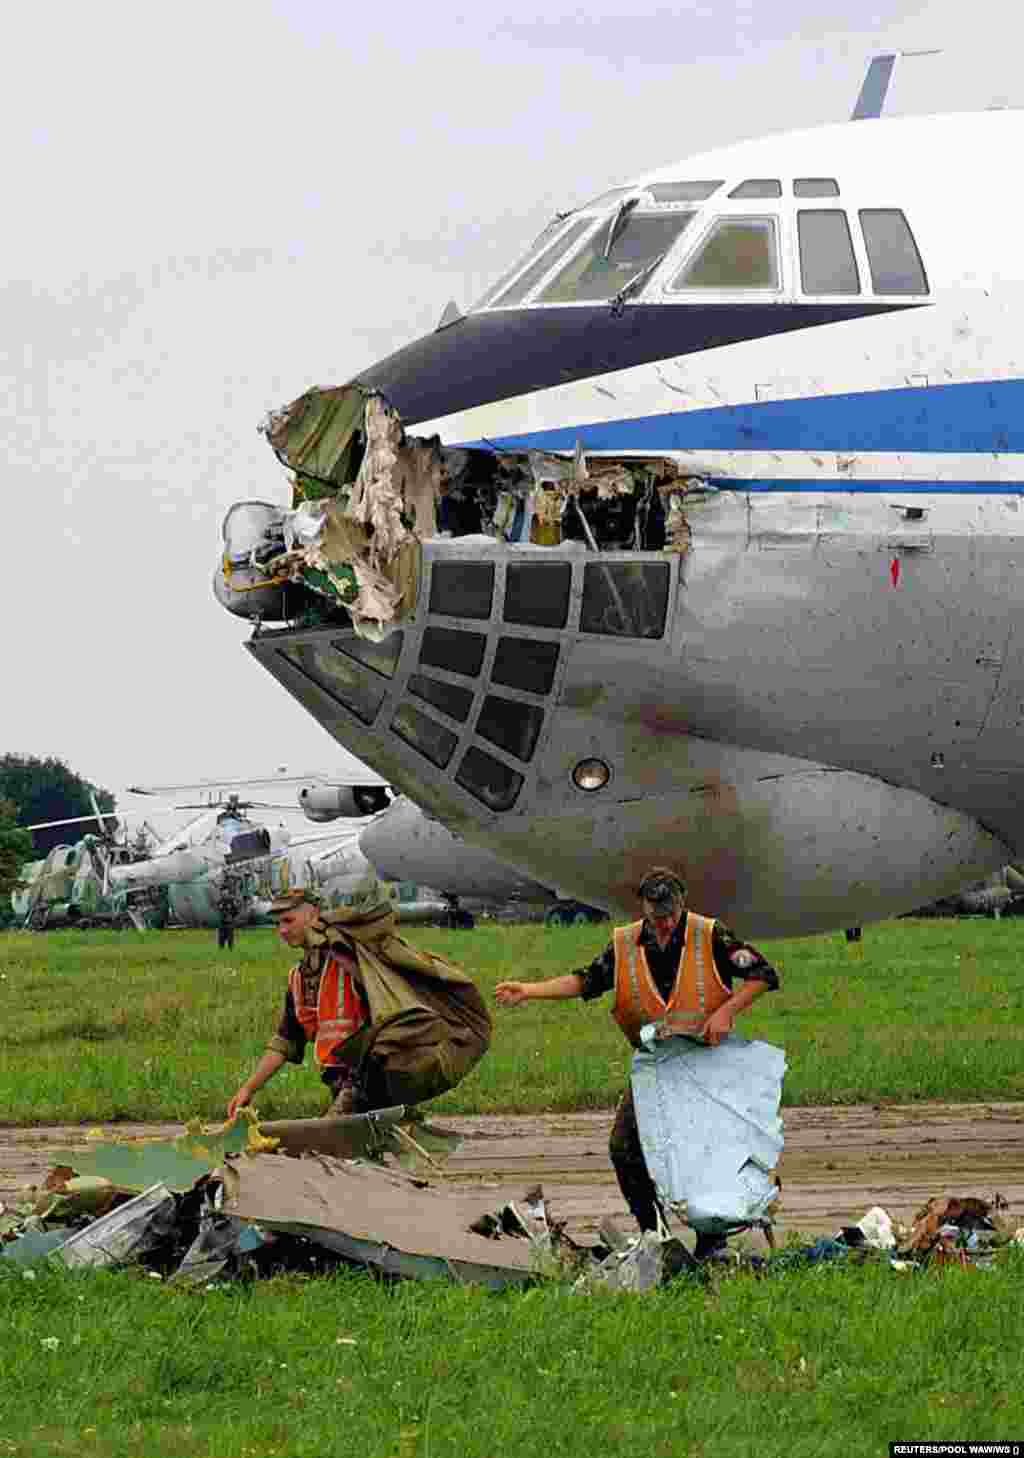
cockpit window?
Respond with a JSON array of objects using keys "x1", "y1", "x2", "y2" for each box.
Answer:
[
  {"x1": 337, "y1": 631, "x2": 403, "y2": 678},
  {"x1": 419, "y1": 626, "x2": 487, "y2": 678},
  {"x1": 668, "y1": 217, "x2": 780, "y2": 291},
  {"x1": 537, "y1": 212, "x2": 696, "y2": 304},
  {"x1": 226, "y1": 829, "x2": 271, "y2": 863},
  {"x1": 797, "y1": 210, "x2": 860, "y2": 295},
  {"x1": 794, "y1": 178, "x2": 840, "y2": 197},
  {"x1": 579, "y1": 186, "x2": 636, "y2": 210},
  {"x1": 429, "y1": 561, "x2": 494, "y2": 619},
  {"x1": 471, "y1": 220, "x2": 560, "y2": 311},
  {"x1": 455, "y1": 746, "x2": 524, "y2": 811},
  {"x1": 391, "y1": 703, "x2": 457, "y2": 769},
  {"x1": 487, "y1": 217, "x2": 595, "y2": 309},
  {"x1": 859, "y1": 209, "x2": 929, "y2": 295},
  {"x1": 647, "y1": 180, "x2": 723, "y2": 202},
  {"x1": 408, "y1": 673, "x2": 473, "y2": 722},
  {"x1": 728, "y1": 179, "x2": 782, "y2": 199},
  {"x1": 579, "y1": 562, "x2": 670, "y2": 638},
  {"x1": 504, "y1": 562, "x2": 571, "y2": 628},
  {"x1": 279, "y1": 641, "x2": 387, "y2": 724},
  {"x1": 492, "y1": 637, "x2": 560, "y2": 696},
  {"x1": 476, "y1": 695, "x2": 544, "y2": 762}
]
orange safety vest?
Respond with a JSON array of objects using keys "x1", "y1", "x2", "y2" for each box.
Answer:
[
  {"x1": 288, "y1": 953, "x2": 368, "y2": 1068},
  {"x1": 611, "y1": 912, "x2": 729, "y2": 1047}
]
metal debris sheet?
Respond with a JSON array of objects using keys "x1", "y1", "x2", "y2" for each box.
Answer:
[
  {"x1": 216, "y1": 1154, "x2": 537, "y2": 1288},
  {"x1": 632, "y1": 1033, "x2": 786, "y2": 1232}
]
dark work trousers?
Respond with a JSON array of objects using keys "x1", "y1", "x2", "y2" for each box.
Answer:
[{"x1": 608, "y1": 1082, "x2": 662, "y2": 1232}]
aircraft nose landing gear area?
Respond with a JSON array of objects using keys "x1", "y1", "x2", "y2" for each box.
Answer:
[{"x1": 545, "y1": 899, "x2": 608, "y2": 927}]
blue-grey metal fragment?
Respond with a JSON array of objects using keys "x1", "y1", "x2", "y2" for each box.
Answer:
[
  {"x1": 631, "y1": 1033, "x2": 786, "y2": 1233},
  {"x1": 0, "y1": 1228, "x2": 73, "y2": 1266},
  {"x1": 55, "y1": 1183, "x2": 177, "y2": 1268},
  {"x1": 169, "y1": 1213, "x2": 266, "y2": 1286},
  {"x1": 572, "y1": 1230, "x2": 665, "y2": 1293}
]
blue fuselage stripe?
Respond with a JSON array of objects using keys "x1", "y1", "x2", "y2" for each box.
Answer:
[
  {"x1": 463, "y1": 377, "x2": 1024, "y2": 457},
  {"x1": 706, "y1": 478, "x2": 1024, "y2": 494}
]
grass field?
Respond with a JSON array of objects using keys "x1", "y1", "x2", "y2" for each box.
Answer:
[
  {"x1": 3, "y1": 1250, "x2": 1024, "y2": 1457},
  {"x1": 1, "y1": 917, "x2": 1023, "y2": 1123},
  {"x1": 3, "y1": 917, "x2": 1024, "y2": 1458}
]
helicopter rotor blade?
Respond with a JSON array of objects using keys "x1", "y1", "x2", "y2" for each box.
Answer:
[
  {"x1": 27, "y1": 811, "x2": 117, "y2": 832},
  {"x1": 238, "y1": 801, "x2": 308, "y2": 811},
  {"x1": 171, "y1": 800, "x2": 306, "y2": 813},
  {"x1": 25, "y1": 802, "x2": 183, "y2": 833},
  {"x1": 126, "y1": 766, "x2": 387, "y2": 795}
]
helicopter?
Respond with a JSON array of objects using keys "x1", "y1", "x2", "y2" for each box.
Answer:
[
  {"x1": 103, "y1": 790, "x2": 352, "y2": 947},
  {"x1": 123, "y1": 776, "x2": 433, "y2": 929},
  {"x1": 914, "y1": 864, "x2": 1024, "y2": 920},
  {"x1": 13, "y1": 794, "x2": 166, "y2": 931},
  {"x1": 13, "y1": 791, "x2": 338, "y2": 943}
]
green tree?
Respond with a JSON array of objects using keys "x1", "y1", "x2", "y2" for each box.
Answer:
[
  {"x1": 0, "y1": 755, "x2": 116, "y2": 856},
  {"x1": 0, "y1": 798, "x2": 34, "y2": 926}
]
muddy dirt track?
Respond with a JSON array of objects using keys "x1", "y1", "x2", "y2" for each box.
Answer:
[{"x1": 2, "y1": 1103, "x2": 1023, "y2": 1243}]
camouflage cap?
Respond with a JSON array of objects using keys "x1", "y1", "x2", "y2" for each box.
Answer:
[
  {"x1": 637, "y1": 866, "x2": 687, "y2": 911},
  {"x1": 268, "y1": 888, "x2": 321, "y2": 915}
]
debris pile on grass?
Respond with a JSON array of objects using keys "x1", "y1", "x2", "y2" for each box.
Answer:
[
  {"x1": 766, "y1": 1195, "x2": 1022, "y2": 1274},
  {"x1": 2, "y1": 1115, "x2": 1021, "y2": 1290}
]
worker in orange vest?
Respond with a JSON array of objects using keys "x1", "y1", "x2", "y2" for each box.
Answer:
[
  {"x1": 495, "y1": 867, "x2": 779, "y2": 1259},
  {"x1": 228, "y1": 888, "x2": 491, "y2": 1119}
]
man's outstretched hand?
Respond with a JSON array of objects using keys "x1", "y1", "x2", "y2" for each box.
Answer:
[{"x1": 494, "y1": 981, "x2": 531, "y2": 1008}]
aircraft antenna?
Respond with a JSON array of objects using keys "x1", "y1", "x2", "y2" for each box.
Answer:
[{"x1": 436, "y1": 300, "x2": 463, "y2": 331}]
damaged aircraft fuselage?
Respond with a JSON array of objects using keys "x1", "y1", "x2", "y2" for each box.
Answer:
[{"x1": 216, "y1": 111, "x2": 1024, "y2": 936}]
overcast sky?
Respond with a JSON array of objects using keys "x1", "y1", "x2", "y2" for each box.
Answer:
[{"x1": 3, "y1": 0, "x2": 1018, "y2": 811}]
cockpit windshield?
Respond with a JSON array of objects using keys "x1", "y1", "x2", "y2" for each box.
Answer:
[
  {"x1": 477, "y1": 216, "x2": 596, "y2": 310},
  {"x1": 647, "y1": 180, "x2": 723, "y2": 203},
  {"x1": 536, "y1": 211, "x2": 696, "y2": 304},
  {"x1": 578, "y1": 185, "x2": 636, "y2": 210}
]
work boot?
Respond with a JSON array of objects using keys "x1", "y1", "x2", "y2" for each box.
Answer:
[
  {"x1": 661, "y1": 1237, "x2": 699, "y2": 1281},
  {"x1": 693, "y1": 1231, "x2": 730, "y2": 1263}
]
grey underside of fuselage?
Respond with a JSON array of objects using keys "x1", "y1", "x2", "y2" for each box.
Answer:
[
  {"x1": 357, "y1": 794, "x2": 555, "y2": 902},
  {"x1": 247, "y1": 490, "x2": 1021, "y2": 936}
]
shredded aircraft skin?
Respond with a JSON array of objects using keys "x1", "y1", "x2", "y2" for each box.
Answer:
[
  {"x1": 238, "y1": 1107, "x2": 281, "y2": 1154},
  {"x1": 217, "y1": 387, "x2": 705, "y2": 637}
]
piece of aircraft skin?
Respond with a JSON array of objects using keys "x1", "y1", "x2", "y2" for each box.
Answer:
[{"x1": 237, "y1": 110, "x2": 1024, "y2": 937}]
